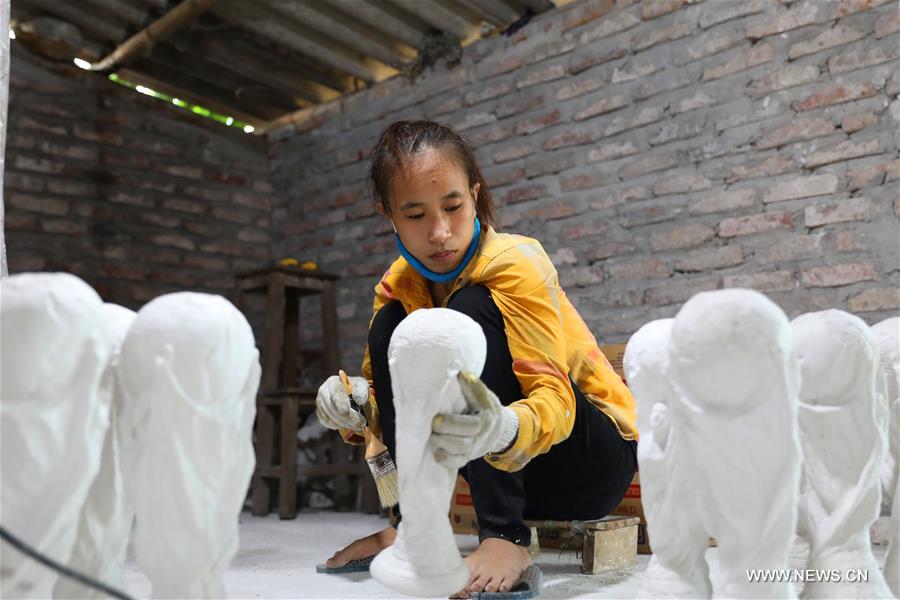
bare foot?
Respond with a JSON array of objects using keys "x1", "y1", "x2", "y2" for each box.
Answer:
[
  {"x1": 324, "y1": 526, "x2": 396, "y2": 568},
  {"x1": 450, "y1": 537, "x2": 533, "y2": 598}
]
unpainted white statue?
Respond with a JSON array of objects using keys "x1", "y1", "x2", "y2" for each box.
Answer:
[
  {"x1": 667, "y1": 289, "x2": 802, "y2": 598},
  {"x1": 792, "y1": 310, "x2": 892, "y2": 599},
  {"x1": 118, "y1": 292, "x2": 260, "y2": 599},
  {"x1": 54, "y1": 303, "x2": 137, "y2": 599},
  {"x1": 1, "y1": 273, "x2": 112, "y2": 598},
  {"x1": 370, "y1": 308, "x2": 487, "y2": 597},
  {"x1": 872, "y1": 316, "x2": 899, "y2": 597},
  {"x1": 625, "y1": 318, "x2": 712, "y2": 598}
]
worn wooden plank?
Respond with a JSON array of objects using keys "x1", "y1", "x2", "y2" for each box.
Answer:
[
  {"x1": 251, "y1": 405, "x2": 275, "y2": 515},
  {"x1": 212, "y1": 0, "x2": 389, "y2": 84},
  {"x1": 261, "y1": 272, "x2": 287, "y2": 391},
  {"x1": 278, "y1": 395, "x2": 299, "y2": 519},
  {"x1": 283, "y1": 288, "x2": 300, "y2": 388},
  {"x1": 325, "y1": 0, "x2": 425, "y2": 49},
  {"x1": 263, "y1": 0, "x2": 415, "y2": 68},
  {"x1": 320, "y1": 280, "x2": 340, "y2": 375},
  {"x1": 79, "y1": 0, "x2": 149, "y2": 28}
]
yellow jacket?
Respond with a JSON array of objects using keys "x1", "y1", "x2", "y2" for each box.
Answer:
[{"x1": 346, "y1": 226, "x2": 637, "y2": 472}]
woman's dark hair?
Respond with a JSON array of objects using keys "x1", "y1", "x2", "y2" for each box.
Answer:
[{"x1": 368, "y1": 120, "x2": 496, "y2": 228}]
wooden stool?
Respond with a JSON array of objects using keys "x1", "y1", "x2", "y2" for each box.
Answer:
[{"x1": 235, "y1": 266, "x2": 354, "y2": 519}]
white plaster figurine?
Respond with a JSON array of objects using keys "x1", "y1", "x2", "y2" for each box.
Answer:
[
  {"x1": 370, "y1": 307, "x2": 487, "y2": 597},
  {"x1": 118, "y1": 292, "x2": 261, "y2": 599},
  {"x1": 791, "y1": 310, "x2": 892, "y2": 599},
  {"x1": 54, "y1": 303, "x2": 137, "y2": 599},
  {"x1": 871, "y1": 316, "x2": 899, "y2": 597},
  {"x1": 625, "y1": 318, "x2": 713, "y2": 598},
  {"x1": 1, "y1": 273, "x2": 113, "y2": 598},
  {"x1": 666, "y1": 289, "x2": 802, "y2": 598}
]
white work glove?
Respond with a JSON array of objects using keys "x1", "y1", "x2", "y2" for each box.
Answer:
[
  {"x1": 315, "y1": 374, "x2": 369, "y2": 432},
  {"x1": 430, "y1": 370, "x2": 519, "y2": 470}
]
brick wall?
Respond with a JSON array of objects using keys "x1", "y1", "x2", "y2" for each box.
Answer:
[
  {"x1": 270, "y1": 0, "x2": 900, "y2": 370},
  {"x1": 4, "y1": 44, "x2": 274, "y2": 311}
]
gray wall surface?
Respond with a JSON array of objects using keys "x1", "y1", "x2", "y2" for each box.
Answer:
[{"x1": 270, "y1": 0, "x2": 900, "y2": 370}]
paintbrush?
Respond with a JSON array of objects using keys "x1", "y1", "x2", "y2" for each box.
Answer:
[{"x1": 339, "y1": 370, "x2": 399, "y2": 508}]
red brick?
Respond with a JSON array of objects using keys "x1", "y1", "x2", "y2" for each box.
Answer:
[
  {"x1": 875, "y1": 10, "x2": 900, "y2": 38},
  {"x1": 140, "y1": 212, "x2": 181, "y2": 228},
  {"x1": 827, "y1": 43, "x2": 900, "y2": 74},
  {"x1": 233, "y1": 193, "x2": 272, "y2": 211},
  {"x1": 620, "y1": 152, "x2": 679, "y2": 179},
  {"x1": 72, "y1": 125, "x2": 124, "y2": 145},
  {"x1": 151, "y1": 233, "x2": 196, "y2": 251},
  {"x1": 238, "y1": 229, "x2": 269, "y2": 243},
  {"x1": 747, "y1": 65, "x2": 820, "y2": 97},
  {"x1": 543, "y1": 129, "x2": 597, "y2": 150},
  {"x1": 574, "y1": 95, "x2": 629, "y2": 121},
  {"x1": 611, "y1": 62, "x2": 658, "y2": 84},
  {"x1": 506, "y1": 184, "x2": 548, "y2": 204},
  {"x1": 847, "y1": 159, "x2": 900, "y2": 190},
  {"x1": 5, "y1": 213, "x2": 37, "y2": 230},
  {"x1": 804, "y1": 197, "x2": 871, "y2": 227},
  {"x1": 836, "y1": 0, "x2": 892, "y2": 16},
  {"x1": 841, "y1": 112, "x2": 878, "y2": 133},
  {"x1": 703, "y1": 44, "x2": 774, "y2": 81},
  {"x1": 454, "y1": 112, "x2": 497, "y2": 131},
  {"x1": 746, "y1": 2, "x2": 835, "y2": 39},
  {"x1": 792, "y1": 82, "x2": 878, "y2": 111},
  {"x1": 848, "y1": 288, "x2": 900, "y2": 311},
  {"x1": 650, "y1": 223, "x2": 715, "y2": 251},
  {"x1": 205, "y1": 170, "x2": 246, "y2": 186},
  {"x1": 585, "y1": 242, "x2": 635, "y2": 262},
  {"x1": 718, "y1": 212, "x2": 794, "y2": 237},
  {"x1": 158, "y1": 164, "x2": 202, "y2": 179},
  {"x1": 604, "y1": 105, "x2": 665, "y2": 136},
  {"x1": 563, "y1": 0, "x2": 615, "y2": 31},
  {"x1": 468, "y1": 125, "x2": 514, "y2": 146},
  {"x1": 607, "y1": 257, "x2": 671, "y2": 281},
  {"x1": 726, "y1": 155, "x2": 796, "y2": 183},
  {"x1": 484, "y1": 166, "x2": 524, "y2": 188},
  {"x1": 515, "y1": 110, "x2": 560, "y2": 135},
  {"x1": 163, "y1": 198, "x2": 206, "y2": 214},
  {"x1": 723, "y1": 271, "x2": 795, "y2": 292},
  {"x1": 653, "y1": 174, "x2": 712, "y2": 196},
  {"x1": 642, "y1": 0, "x2": 688, "y2": 19},
  {"x1": 184, "y1": 255, "x2": 229, "y2": 271},
  {"x1": 464, "y1": 82, "x2": 513, "y2": 106},
  {"x1": 559, "y1": 265, "x2": 604, "y2": 288},
  {"x1": 556, "y1": 78, "x2": 602, "y2": 101},
  {"x1": 497, "y1": 94, "x2": 545, "y2": 119},
  {"x1": 801, "y1": 262, "x2": 878, "y2": 287},
  {"x1": 516, "y1": 65, "x2": 567, "y2": 90},
  {"x1": 477, "y1": 55, "x2": 524, "y2": 80},
  {"x1": 763, "y1": 174, "x2": 839, "y2": 203},
  {"x1": 756, "y1": 118, "x2": 835, "y2": 150},
  {"x1": 528, "y1": 200, "x2": 579, "y2": 221},
  {"x1": 805, "y1": 139, "x2": 880, "y2": 168},
  {"x1": 560, "y1": 172, "x2": 609, "y2": 192},
  {"x1": 836, "y1": 231, "x2": 867, "y2": 252},
  {"x1": 631, "y1": 21, "x2": 692, "y2": 52},
  {"x1": 561, "y1": 220, "x2": 608, "y2": 241},
  {"x1": 493, "y1": 144, "x2": 535, "y2": 163},
  {"x1": 577, "y1": 9, "x2": 641, "y2": 44},
  {"x1": 8, "y1": 194, "x2": 68, "y2": 216},
  {"x1": 646, "y1": 276, "x2": 721, "y2": 305},
  {"x1": 212, "y1": 206, "x2": 254, "y2": 225},
  {"x1": 757, "y1": 234, "x2": 825, "y2": 263},
  {"x1": 690, "y1": 189, "x2": 757, "y2": 215},
  {"x1": 674, "y1": 245, "x2": 744, "y2": 272},
  {"x1": 788, "y1": 25, "x2": 866, "y2": 60},
  {"x1": 567, "y1": 47, "x2": 628, "y2": 75},
  {"x1": 619, "y1": 204, "x2": 685, "y2": 228},
  {"x1": 587, "y1": 140, "x2": 639, "y2": 163},
  {"x1": 40, "y1": 142, "x2": 96, "y2": 161},
  {"x1": 110, "y1": 192, "x2": 154, "y2": 207}
]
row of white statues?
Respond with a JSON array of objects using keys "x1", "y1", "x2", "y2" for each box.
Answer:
[
  {"x1": 625, "y1": 289, "x2": 898, "y2": 599},
  {"x1": 0, "y1": 273, "x2": 896, "y2": 599},
  {"x1": 1, "y1": 272, "x2": 260, "y2": 599}
]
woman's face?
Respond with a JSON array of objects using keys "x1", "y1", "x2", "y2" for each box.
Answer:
[{"x1": 387, "y1": 146, "x2": 479, "y2": 274}]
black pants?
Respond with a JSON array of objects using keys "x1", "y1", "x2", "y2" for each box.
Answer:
[{"x1": 368, "y1": 285, "x2": 637, "y2": 546}]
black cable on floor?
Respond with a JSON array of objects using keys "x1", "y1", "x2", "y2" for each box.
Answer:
[{"x1": 0, "y1": 525, "x2": 135, "y2": 600}]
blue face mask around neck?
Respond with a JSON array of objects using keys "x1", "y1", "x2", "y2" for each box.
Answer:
[{"x1": 394, "y1": 216, "x2": 482, "y2": 284}]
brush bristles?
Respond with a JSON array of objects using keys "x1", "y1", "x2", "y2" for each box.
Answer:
[{"x1": 372, "y1": 468, "x2": 399, "y2": 508}]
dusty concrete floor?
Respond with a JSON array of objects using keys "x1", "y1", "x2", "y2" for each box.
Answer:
[{"x1": 123, "y1": 511, "x2": 890, "y2": 599}]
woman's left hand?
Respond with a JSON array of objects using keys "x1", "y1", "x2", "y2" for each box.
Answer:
[{"x1": 430, "y1": 371, "x2": 519, "y2": 469}]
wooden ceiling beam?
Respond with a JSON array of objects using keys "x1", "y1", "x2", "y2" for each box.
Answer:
[
  {"x1": 77, "y1": 0, "x2": 149, "y2": 29},
  {"x1": 262, "y1": 0, "x2": 415, "y2": 68},
  {"x1": 117, "y1": 67, "x2": 266, "y2": 125},
  {"x1": 211, "y1": 1, "x2": 389, "y2": 84},
  {"x1": 463, "y1": 0, "x2": 521, "y2": 24},
  {"x1": 323, "y1": 0, "x2": 424, "y2": 49},
  {"x1": 194, "y1": 36, "x2": 342, "y2": 104},
  {"x1": 16, "y1": 0, "x2": 127, "y2": 43},
  {"x1": 387, "y1": 0, "x2": 479, "y2": 43},
  {"x1": 122, "y1": 0, "x2": 169, "y2": 11}
]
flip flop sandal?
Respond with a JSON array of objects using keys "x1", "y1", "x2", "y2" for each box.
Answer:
[
  {"x1": 315, "y1": 554, "x2": 375, "y2": 574},
  {"x1": 470, "y1": 565, "x2": 542, "y2": 600}
]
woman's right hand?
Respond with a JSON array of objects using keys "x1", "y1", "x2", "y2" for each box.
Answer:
[{"x1": 315, "y1": 374, "x2": 370, "y2": 432}]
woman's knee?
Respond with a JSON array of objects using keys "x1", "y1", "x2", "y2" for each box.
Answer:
[{"x1": 446, "y1": 285, "x2": 496, "y2": 322}]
